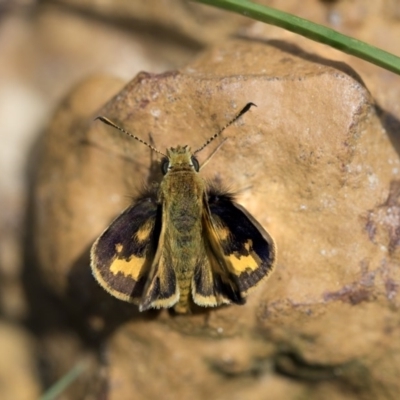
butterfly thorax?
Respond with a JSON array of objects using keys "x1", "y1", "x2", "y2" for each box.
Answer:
[
  {"x1": 159, "y1": 146, "x2": 206, "y2": 312},
  {"x1": 160, "y1": 146, "x2": 204, "y2": 230}
]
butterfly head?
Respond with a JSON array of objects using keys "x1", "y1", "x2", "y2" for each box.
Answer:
[{"x1": 161, "y1": 145, "x2": 200, "y2": 175}]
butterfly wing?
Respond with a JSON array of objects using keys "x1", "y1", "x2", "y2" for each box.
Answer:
[
  {"x1": 192, "y1": 237, "x2": 244, "y2": 307},
  {"x1": 192, "y1": 190, "x2": 276, "y2": 307},
  {"x1": 138, "y1": 208, "x2": 179, "y2": 311},
  {"x1": 90, "y1": 195, "x2": 161, "y2": 303}
]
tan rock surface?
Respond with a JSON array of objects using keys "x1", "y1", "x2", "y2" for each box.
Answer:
[
  {"x1": 30, "y1": 37, "x2": 400, "y2": 399},
  {"x1": 2, "y1": 1, "x2": 400, "y2": 399},
  {"x1": 0, "y1": 322, "x2": 40, "y2": 400}
]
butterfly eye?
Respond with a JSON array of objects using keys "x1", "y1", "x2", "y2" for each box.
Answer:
[
  {"x1": 161, "y1": 157, "x2": 169, "y2": 175},
  {"x1": 191, "y1": 156, "x2": 200, "y2": 172}
]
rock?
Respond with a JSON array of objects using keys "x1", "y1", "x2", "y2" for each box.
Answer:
[
  {"x1": 30, "y1": 37, "x2": 400, "y2": 399},
  {"x1": 0, "y1": 322, "x2": 40, "y2": 400}
]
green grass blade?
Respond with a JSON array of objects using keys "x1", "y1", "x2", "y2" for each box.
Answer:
[
  {"x1": 40, "y1": 361, "x2": 87, "y2": 400},
  {"x1": 193, "y1": 0, "x2": 400, "y2": 75}
]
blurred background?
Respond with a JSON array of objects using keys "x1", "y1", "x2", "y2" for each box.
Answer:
[{"x1": 1, "y1": 1, "x2": 400, "y2": 398}]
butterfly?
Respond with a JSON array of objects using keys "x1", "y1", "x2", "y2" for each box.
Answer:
[{"x1": 90, "y1": 103, "x2": 276, "y2": 313}]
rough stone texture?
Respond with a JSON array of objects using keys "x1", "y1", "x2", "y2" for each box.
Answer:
[
  {"x1": 1, "y1": 1, "x2": 400, "y2": 399},
  {"x1": 30, "y1": 37, "x2": 400, "y2": 399}
]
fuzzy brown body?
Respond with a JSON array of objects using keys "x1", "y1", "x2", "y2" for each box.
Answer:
[{"x1": 157, "y1": 155, "x2": 206, "y2": 313}]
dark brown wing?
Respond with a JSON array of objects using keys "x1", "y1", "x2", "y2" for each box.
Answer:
[
  {"x1": 90, "y1": 195, "x2": 161, "y2": 303},
  {"x1": 192, "y1": 189, "x2": 275, "y2": 306}
]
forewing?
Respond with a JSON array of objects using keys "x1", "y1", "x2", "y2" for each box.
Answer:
[
  {"x1": 90, "y1": 196, "x2": 160, "y2": 303},
  {"x1": 206, "y1": 190, "x2": 276, "y2": 296}
]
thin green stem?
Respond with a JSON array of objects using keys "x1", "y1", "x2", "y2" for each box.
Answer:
[
  {"x1": 193, "y1": 0, "x2": 400, "y2": 75},
  {"x1": 40, "y1": 361, "x2": 87, "y2": 400}
]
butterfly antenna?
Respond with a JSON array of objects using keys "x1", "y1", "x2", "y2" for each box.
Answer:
[
  {"x1": 194, "y1": 102, "x2": 257, "y2": 155},
  {"x1": 95, "y1": 116, "x2": 166, "y2": 157},
  {"x1": 199, "y1": 138, "x2": 228, "y2": 170}
]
